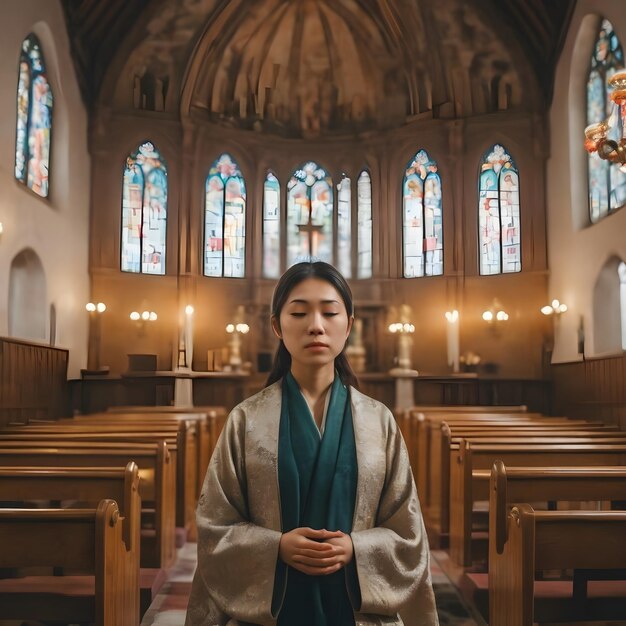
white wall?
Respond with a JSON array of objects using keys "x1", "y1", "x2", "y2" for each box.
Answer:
[
  {"x1": 547, "y1": 0, "x2": 626, "y2": 362},
  {"x1": 0, "y1": 1, "x2": 90, "y2": 377}
]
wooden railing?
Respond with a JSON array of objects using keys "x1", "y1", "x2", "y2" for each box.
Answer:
[
  {"x1": 552, "y1": 353, "x2": 626, "y2": 429},
  {"x1": 0, "y1": 337, "x2": 69, "y2": 426}
]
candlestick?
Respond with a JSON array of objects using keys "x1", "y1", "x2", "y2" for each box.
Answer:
[
  {"x1": 184, "y1": 305, "x2": 194, "y2": 371},
  {"x1": 445, "y1": 310, "x2": 460, "y2": 373}
]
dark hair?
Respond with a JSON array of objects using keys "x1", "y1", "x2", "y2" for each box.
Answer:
[{"x1": 265, "y1": 261, "x2": 360, "y2": 389}]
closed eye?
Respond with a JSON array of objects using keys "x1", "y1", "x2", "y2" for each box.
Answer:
[
  {"x1": 323, "y1": 313, "x2": 339, "y2": 317},
  {"x1": 290, "y1": 312, "x2": 306, "y2": 317}
]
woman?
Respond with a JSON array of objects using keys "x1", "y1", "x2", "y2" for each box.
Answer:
[{"x1": 186, "y1": 261, "x2": 439, "y2": 626}]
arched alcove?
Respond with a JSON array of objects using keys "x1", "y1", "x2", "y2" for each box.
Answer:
[
  {"x1": 592, "y1": 256, "x2": 623, "y2": 355},
  {"x1": 8, "y1": 248, "x2": 47, "y2": 342}
]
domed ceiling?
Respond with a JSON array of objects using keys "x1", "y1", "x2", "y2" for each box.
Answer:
[{"x1": 62, "y1": 0, "x2": 575, "y2": 138}]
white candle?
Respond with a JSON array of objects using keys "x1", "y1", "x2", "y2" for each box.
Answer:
[
  {"x1": 184, "y1": 305, "x2": 194, "y2": 370},
  {"x1": 445, "y1": 310, "x2": 460, "y2": 373}
]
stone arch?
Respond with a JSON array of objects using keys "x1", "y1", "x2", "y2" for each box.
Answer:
[{"x1": 8, "y1": 248, "x2": 47, "y2": 342}]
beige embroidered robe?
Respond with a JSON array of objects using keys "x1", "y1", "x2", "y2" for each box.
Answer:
[{"x1": 185, "y1": 382, "x2": 439, "y2": 626}]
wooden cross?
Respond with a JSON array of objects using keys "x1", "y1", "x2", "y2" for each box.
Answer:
[{"x1": 297, "y1": 203, "x2": 324, "y2": 257}]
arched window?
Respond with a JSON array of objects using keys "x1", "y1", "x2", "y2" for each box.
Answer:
[
  {"x1": 587, "y1": 18, "x2": 625, "y2": 222},
  {"x1": 337, "y1": 174, "x2": 352, "y2": 278},
  {"x1": 478, "y1": 145, "x2": 521, "y2": 275},
  {"x1": 262, "y1": 172, "x2": 280, "y2": 279},
  {"x1": 357, "y1": 170, "x2": 373, "y2": 279},
  {"x1": 402, "y1": 150, "x2": 443, "y2": 278},
  {"x1": 15, "y1": 34, "x2": 53, "y2": 198},
  {"x1": 121, "y1": 141, "x2": 167, "y2": 275},
  {"x1": 205, "y1": 154, "x2": 246, "y2": 278},
  {"x1": 286, "y1": 162, "x2": 333, "y2": 267}
]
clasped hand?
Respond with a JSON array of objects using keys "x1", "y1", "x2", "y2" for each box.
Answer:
[{"x1": 279, "y1": 527, "x2": 353, "y2": 576}]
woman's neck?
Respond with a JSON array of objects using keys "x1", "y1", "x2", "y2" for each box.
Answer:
[{"x1": 290, "y1": 363, "x2": 335, "y2": 425}]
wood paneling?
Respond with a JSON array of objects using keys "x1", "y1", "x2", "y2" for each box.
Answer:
[
  {"x1": 552, "y1": 354, "x2": 626, "y2": 428},
  {"x1": 0, "y1": 337, "x2": 69, "y2": 426}
]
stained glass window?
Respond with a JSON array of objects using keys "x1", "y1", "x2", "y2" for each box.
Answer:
[
  {"x1": 587, "y1": 18, "x2": 625, "y2": 222},
  {"x1": 478, "y1": 145, "x2": 521, "y2": 275},
  {"x1": 15, "y1": 34, "x2": 53, "y2": 198},
  {"x1": 121, "y1": 141, "x2": 168, "y2": 274},
  {"x1": 357, "y1": 170, "x2": 373, "y2": 279},
  {"x1": 263, "y1": 172, "x2": 280, "y2": 278},
  {"x1": 337, "y1": 175, "x2": 352, "y2": 278},
  {"x1": 402, "y1": 150, "x2": 443, "y2": 278},
  {"x1": 205, "y1": 154, "x2": 246, "y2": 278},
  {"x1": 286, "y1": 162, "x2": 333, "y2": 267}
]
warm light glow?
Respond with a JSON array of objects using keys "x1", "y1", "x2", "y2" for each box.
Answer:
[
  {"x1": 141, "y1": 311, "x2": 150, "y2": 320},
  {"x1": 96, "y1": 302, "x2": 106, "y2": 313},
  {"x1": 542, "y1": 299, "x2": 568, "y2": 316},
  {"x1": 185, "y1": 305, "x2": 194, "y2": 315},
  {"x1": 482, "y1": 311, "x2": 493, "y2": 322},
  {"x1": 445, "y1": 310, "x2": 459, "y2": 323},
  {"x1": 226, "y1": 323, "x2": 235, "y2": 333},
  {"x1": 236, "y1": 323, "x2": 250, "y2": 334},
  {"x1": 496, "y1": 311, "x2": 509, "y2": 321},
  {"x1": 130, "y1": 311, "x2": 140, "y2": 321},
  {"x1": 86, "y1": 302, "x2": 96, "y2": 312},
  {"x1": 0, "y1": 222, "x2": 4, "y2": 235},
  {"x1": 149, "y1": 312, "x2": 158, "y2": 321}
]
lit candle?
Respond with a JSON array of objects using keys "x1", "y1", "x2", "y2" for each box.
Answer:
[
  {"x1": 445, "y1": 310, "x2": 460, "y2": 373},
  {"x1": 184, "y1": 305, "x2": 194, "y2": 370}
]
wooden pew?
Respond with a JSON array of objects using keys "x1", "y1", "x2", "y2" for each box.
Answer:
[
  {"x1": 0, "y1": 442, "x2": 175, "y2": 568},
  {"x1": 421, "y1": 417, "x2": 613, "y2": 542},
  {"x1": 489, "y1": 461, "x2": 626, "y2": 556},
  {"x1": 0, "y1": 463, "x2": 140, "y2": 620},
  {"x1": 449, "y1": 441, "x2": 626, "y2": 566},
  {"x1": 489, "y1": 504, "x2": 626, "y2": 625},
  {"x1": 429, "y1": 423, "x2": 621, "y2": 538},
  {"x1": 0, "y1": 500, "x2": 139, "y2": 626},
  {"x1": 2, "y1": 419, "x2": 198, "y2": 539}
]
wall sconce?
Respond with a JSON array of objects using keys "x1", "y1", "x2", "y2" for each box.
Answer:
[
  {"x1": 388, "y1": 320, "x2": 417, "y2": 375},
  {"x1": 83, "y1": 302, "x2": 108, "y2": 375},
  {"x1": 130, "y1": 310, "x2": 157, "y2": 335},
  {"x1": 541, "y1": 299, "x2": 568, "y2": 316},
  {"x1": 482, "y1": 301, "x2": 509, "y2": 324},
  {"x1": 584, "y1": 69, "x2": 626, "y2": 170},
  {"x1": 225, "y1": 321, "x2": 250, "y2": 370}
]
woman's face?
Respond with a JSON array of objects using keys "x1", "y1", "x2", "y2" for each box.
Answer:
[{"x1": 273, "y1": 277, "x2": 353, "y2": 371}]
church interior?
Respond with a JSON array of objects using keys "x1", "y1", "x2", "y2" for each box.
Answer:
[{"x1": 1, "y1": 0, "x2": 626, "y2": 624}]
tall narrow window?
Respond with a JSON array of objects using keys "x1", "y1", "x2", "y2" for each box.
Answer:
[
  {"x1": 403, "y1": 150, "x2": 443, "y2": 278},
  {"x1": 15, "y1": 34, "x2": 53, "y2": 198},
  {"x1": 357, "y1": 170, "x2": 373, "y2": 279},
  {"x1": 587, "y1": 18, "x2": 625, "y2": 222},
  {"x1": 121, "y1": 141, "x2": 167, "y2": 274},
  {"x1": 263, "y1": 172, "x2": 280, "y2": 279},
  {"x1": 205, "y1": 154, "x2": 246, "y2": 278},
  {"x1": 286, "y1": 162, "x2": 333, "y2": 267},
  {"x1": 337, "y1": 175, "x2": 352, "y2": 278},
  {"x1": 478, "y1": 145, "x2": 521, "y2": 275}
]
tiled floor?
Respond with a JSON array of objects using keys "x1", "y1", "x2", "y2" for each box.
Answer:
[{"x1": 140, "y1": 543, "x2": 479, "y2": 626}]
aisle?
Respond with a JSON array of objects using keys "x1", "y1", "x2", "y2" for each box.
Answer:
[{"x1": 140, "y1": 543, "x2": 480, "y2": 625}]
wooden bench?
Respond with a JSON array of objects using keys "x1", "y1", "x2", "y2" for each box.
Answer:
[
  {"x1": 0, "y1": 442, "x2": 175, "y2": 568},
  {"x1": 429, "y1": 423, "x2": 621, "y2": 536},
  {"x1": 0, "y1": 500, "x2": 138, "y2": 625},
  {"x1": 3, "y1": 419, "x2": 198, "y2": 539},
  {"x1": 489, "y1": 504, "x2": 626, "y2": 625},
  {"x1": 0, "y1": 462, "x2": 140, "y2": 619},
  {"x1": 449, "y1": 441, "x2": 626, "y2": 566},
  {"x1": 421, "y1": 417, "x2": 612, "y2": 542}
]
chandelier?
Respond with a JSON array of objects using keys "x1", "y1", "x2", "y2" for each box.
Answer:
[{"x1": 584, "y1": 69, "x2": 626, "y2": 170}]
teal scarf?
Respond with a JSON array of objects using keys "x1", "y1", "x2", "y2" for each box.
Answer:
[{"x1": 273, "y1": 372, "x2": 360, "y2": 626}]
